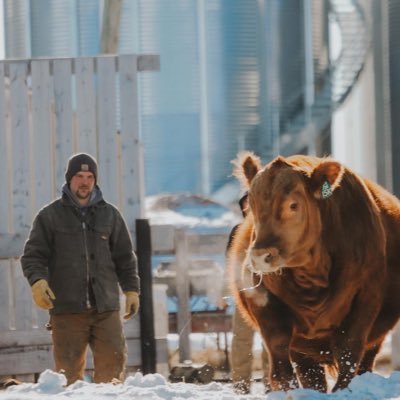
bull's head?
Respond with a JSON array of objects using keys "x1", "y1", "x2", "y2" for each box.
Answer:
[{"x1": 233, "y1": 152, "x2": 344, "y2": 275}]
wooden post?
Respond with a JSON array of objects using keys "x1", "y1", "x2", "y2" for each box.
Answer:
[
  {"x1": 175, "y1": 229, "x2": 191, "y2": 362},
  {"x1": 136, "y1": 219, "x2": 156, "y2": 374},
  {"x1": 100, "y1": 0, "x2": 123, "y2": 54}
]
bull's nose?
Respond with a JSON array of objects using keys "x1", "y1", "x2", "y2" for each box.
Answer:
[
  {"x1": 246, "y1": 246, "x2": 282, "y2": 275},
  {"x1": 252, "y1": 246, "x2": 279, "y2": 261},
  {"x1": 264, "y1": 252, "x2": 273, "y2": 263}
]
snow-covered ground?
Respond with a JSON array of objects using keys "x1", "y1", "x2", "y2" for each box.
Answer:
[{"x1": 2, "y1": 368, "x2": 400, "y2": 399}]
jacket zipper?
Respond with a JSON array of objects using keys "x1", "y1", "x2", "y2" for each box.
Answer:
[{"x1": 82, "y1": 221, "x2": 91, "y2": 308}]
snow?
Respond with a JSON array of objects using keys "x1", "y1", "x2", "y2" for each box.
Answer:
[
  {"x1": 2, "y1": 369, "x2": 400, "y2": 399},
  {"x1": 145, "y1": 193, "x2": 241, "y2": 231}
]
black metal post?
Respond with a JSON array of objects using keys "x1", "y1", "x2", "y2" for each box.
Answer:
[{"x1": 135, "y1": 218, "x2": 156, "y2": 374}]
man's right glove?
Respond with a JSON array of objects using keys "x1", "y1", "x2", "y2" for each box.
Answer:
[{"x1": 31, "y1": 279, "x2": 55, "y2": 310}]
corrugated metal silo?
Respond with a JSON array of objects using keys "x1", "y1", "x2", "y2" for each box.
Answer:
[
  {"x1": 30, "y1": 0, "x2": 78, "y2": 57},
  {"x1": 388, "y1": 0, "x2": 400, "y2": 196},
  {"x1": 119, "y1": 0, "x2": 139, "y2": 54},
  {"x1": 200, "y1": 0, "x2": 227, "y2": 193},
  {"x1": 221, "y1": 0, "x2": 262, "y2": 161},
  {"x1": 121, "y1": 0, "x2": 203, "y2": 195},
  {"x1": 77, "y1": 0, "x2": 100, "y2": 56},
  {"x1": 4, "y1": 0, "x2": 31, "y2": 58}
]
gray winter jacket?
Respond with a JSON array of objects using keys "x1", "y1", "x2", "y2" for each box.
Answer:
[{"x1": 21, "y1": 186, "x2": 140, "y2": 315}]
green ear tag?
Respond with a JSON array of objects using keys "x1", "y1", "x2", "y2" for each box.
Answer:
[{"x1": 321, "y1": 181, "x2": 333, "y2": 199}]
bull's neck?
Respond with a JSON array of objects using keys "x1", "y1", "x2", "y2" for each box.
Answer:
[{"x1": 291, "y1": 244, "x2": 331, "y2": 289}]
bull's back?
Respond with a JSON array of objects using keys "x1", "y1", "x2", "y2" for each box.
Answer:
[
  {"x1": 365, "y1": 178, "x2": 400, "y2": 264},
  {"x1": 364, "y1": 178, "x2": 400, "y2": 338}
]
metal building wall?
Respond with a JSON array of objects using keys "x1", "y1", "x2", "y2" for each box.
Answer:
[
  {"x1": 4, "y1": 0, "x2": 31, "y2": 58},
  {"x1": 373, "y1": 0, "x2": 400, "y2": 196},
  {"x1": 311, "y1": 0, "x2": 331, "y2": 155},
  {"x1": 131, "y1": 0, "x2": 203, "y2": 195},
  {"x1": 373, "y1": 0, "x2": 392, "y2": 191},
  {"x1": 312, "y1": 0, "x2": 330, "y2": 94},
  {"x1": 388, "y1": 1, "x2": 400, "y2": 197},
  {"x1": 119, "y1": 0, "x2": 139, "y2": 55},
  {"x1": 222, "y1": 0, "x2": 262, "y2": 159},
  {"x1": 258, "y1": 0, "x2": 308, "y2": 159},
  {"x1": 30, "y1": 0, "x2": 78, "y2": 57},
  {"x1": 4, "y1": 0, "x2": 100, "y2": 58},
  {"x1": 199, "y1": 0, "x2": 227, "y2": 194},
  {"x1": 277, "y1": 0, "x2": 305, "y2": 128},
  {"x1": 77, "y1": 0, "x2": 101, "y2": 56}
]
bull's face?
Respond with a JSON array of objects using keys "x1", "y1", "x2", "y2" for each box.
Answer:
[
  {"x1": 233, "y1": 152, "x2": 344, "y2": 275},
  {"x1": 246, "y1": 165, "x2": 321, "y2": 274}
]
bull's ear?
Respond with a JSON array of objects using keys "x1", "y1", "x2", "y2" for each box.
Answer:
[
  {"x1": 233, "y1": 151, "x2": 261, "y2": 188},
  {"x1": 310, "y1": 160, "x2": 345, "y2": 199}
]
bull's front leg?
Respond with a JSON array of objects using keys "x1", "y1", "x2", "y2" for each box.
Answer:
[
  {"x1": 331, "y1": 284, "x2": 383, "y2": 392},
  {"x1": 331, "y1": 334, "x2": 365, "y2": 391},
  {"x1": 290, "y1": 351, "x2": 327, "y2": 392},
  {"x1": 248, "y1": 292, "x2": 298, "y2": 391}
]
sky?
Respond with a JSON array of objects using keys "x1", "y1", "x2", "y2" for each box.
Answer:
[{"x1": 2, "y1": 368, "x2": 400, "y2": 400}]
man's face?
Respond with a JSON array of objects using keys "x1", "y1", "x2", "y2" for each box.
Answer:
[{"x1": 69, "y1": 171, "x2": 95, "y2": 204}]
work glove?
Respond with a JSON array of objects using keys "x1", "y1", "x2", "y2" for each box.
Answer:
[
  {"x1": 31, "y1": 279, "x2": 55, "y2": 310},
  {"x1": 123, "y1": 291, "x2": 140, "y2": 320}
]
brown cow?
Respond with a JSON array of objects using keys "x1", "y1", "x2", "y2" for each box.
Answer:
[{"x1": 228, "y1": 152, "x2": 400, "y2": 392}]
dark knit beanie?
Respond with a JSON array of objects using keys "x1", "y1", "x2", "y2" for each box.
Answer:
[{"x1": 65, "y1": 153, "x2": 98, "y2": 184}]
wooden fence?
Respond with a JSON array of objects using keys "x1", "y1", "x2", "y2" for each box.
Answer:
[
  {"x1": 151, "y1": 225, "x2": 230, "y2": 363},
  {"x1": 0, "y1": 54, "x2": 167, "y2": 380}
]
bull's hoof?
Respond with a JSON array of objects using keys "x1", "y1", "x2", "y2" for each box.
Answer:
[
  {"x1": 332, "y1": 380, "x2": 350, "y2": 392},
  {"x1": 0, "y1": 378, "x2": 22, "y2": 389},
  {"x1": 232, "y1": 380, "x2": 251, "y2": 394}
]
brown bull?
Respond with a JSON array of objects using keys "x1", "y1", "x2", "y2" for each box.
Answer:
[{"x1": 228, "y1": 152, "x2": 400, "y2": 392}]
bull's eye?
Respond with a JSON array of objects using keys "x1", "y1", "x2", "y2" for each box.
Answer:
[{"x1": 289, "y1": 202, "x2": 298, "y2": 211}]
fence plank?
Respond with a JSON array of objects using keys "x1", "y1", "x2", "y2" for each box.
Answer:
[
  {"x1": 150, "y1": 225, "x2": 175, "y2": 254},
  {"x1": 31, "y1": 60, "x2": 54, "y2": 210},
  {"x1": 119, "y1": 55, "x2": 144, "y2": 229},
  {"x1": 187, "y1": 232, "x2": 228, "y2": 254},
  {"x1": 0, "y1": 232, "x2": 28, "y2": 259},
  {"x1": 137, "y1": 54, "x2": 160, "y2": 72},
  {"x1": 0, "y1": 328, "x2": 52, "y2": 348},
  {"x1": 14, "y1": 259, "x2": 34, "y2": 331},
  {"x1": 9, "y1": 62, "x2": 31, "y2": 232},
  {"x1": 174, "y1": 229, "x2": 191, "y2": 362},
  {"x1": 97, "y1": 56, "x2": 119, "y2": 207},
  {"x1": 75, "y1": 58, "x2": 97, "y2": 153},
  {"x1": 0, "y1": 63, "x2": 10, "y2": 235},
  {"x1": 53, "y1": 59, "x2": 73, "y2": 192},
  {"x1": 0, "y1": 260, "x2": 12, "y2": 330},
  {"x1": 0, "y1": 346, "x2": 54, "y2": 376}
]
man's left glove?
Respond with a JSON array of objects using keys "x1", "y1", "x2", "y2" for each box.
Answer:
[{"x1": 123, "y1": 291, "x2": 140, "y2": 320}]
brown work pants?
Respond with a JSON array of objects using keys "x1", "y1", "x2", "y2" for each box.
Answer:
[
  {"x1": 50, "y1": 309, "x2": 126, "y2": 385},
  {"x1": 231, "y1": 307, "x2": 269, "y2": 391}
]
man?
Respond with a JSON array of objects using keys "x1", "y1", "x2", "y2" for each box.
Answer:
[
  {"x1": 223, "y1": 193, "x2": 269, "y2": 395},
  {"x1": 21, "y1": 153, "x2": 140, "y2": 385}
]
